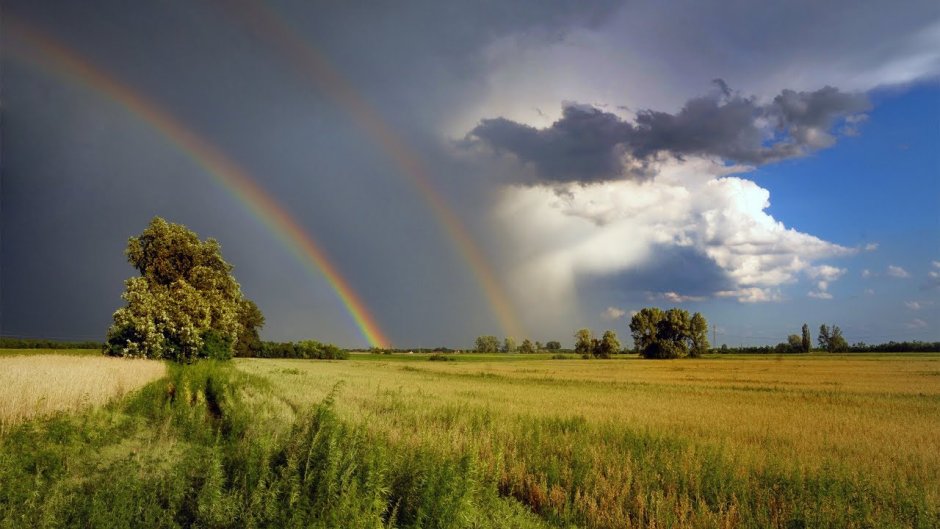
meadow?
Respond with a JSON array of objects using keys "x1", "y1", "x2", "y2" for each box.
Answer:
[{"x1": 1, "y1": 350, "x2": 937, "y2": 528}]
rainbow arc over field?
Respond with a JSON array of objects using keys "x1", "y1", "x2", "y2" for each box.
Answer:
[
  {"x1": 7, "y1": 22, "x2": 392, "y2": 349},
  {"x1": 226, "y1": 1, "x2": 526, "y2": 340}
]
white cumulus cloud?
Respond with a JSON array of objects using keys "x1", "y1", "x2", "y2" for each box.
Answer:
[
  {"x1": 658, "y1": 291, "x2": 706, "y2": 303},
  {"x1": 807, "y1": 264, "x2": 846, "y2": 299},
  {"x1": 495, "y1": 157, "x2": 853, "y2": 311},
  {"x1": 601, "y1": 306, "x2": 626, "y2": 320},
  {"x1": 887, "y1": 265, "x2": 911, "y2": 278}
]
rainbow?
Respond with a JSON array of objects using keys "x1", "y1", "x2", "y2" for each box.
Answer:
[
  {"x1": 6, "y1": 21, "x2": 392, "y2": 349},
  {"x1": 227, "y1": 1, "x2": 526, "y2": 340}
]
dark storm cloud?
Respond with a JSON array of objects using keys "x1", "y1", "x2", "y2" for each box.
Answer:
[
  {"x1": 468, "y1": 105, "x2": 634, "y2": 182},
  {"x1": 2, "y1": 0, "x2": 621, "y2": 346},
  {"x1": 469, "y1": 82, "x2": 870, "y2": 182},
  {"x1": 604, "y1": 245, "x2": 734, "y2": 297}
]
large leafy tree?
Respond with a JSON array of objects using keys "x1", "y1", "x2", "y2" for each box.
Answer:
[
  {"x1": 105, "y1": 217, "x2": 263, "y2": 362},
  {"x1": 629, "y1": 307, "x2": 664, "y2": 353},
  {"x1": 630, "y1": 307, "x2": 709, "y2": 359}
]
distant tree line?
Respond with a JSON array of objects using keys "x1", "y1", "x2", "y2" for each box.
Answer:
[
  {"x1": 847, "y1": 341, "x2": 940, "y2": 353},
  {"x1": 716, "y1": 322, "x2": 940, "y2": 353},
  {"x1": 0, "y1": 337, "x2": 104, "y2": 349},
  {"x1": 241, "y1": 340, "x2": 348, "y2": 360},
  {"x1": 473, "y1": 335, "x2": 563, "y2": 353},
  {"x1": 573, "y1": 329, "x2": 621, "y2": 358}
]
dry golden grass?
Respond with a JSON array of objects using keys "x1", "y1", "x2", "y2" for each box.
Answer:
[
  {"x1": 237, "y1": 354, "x2": 940, "y2": 527},
  {"x1": 0, "y1": 354, "x2": 166, "y2": 432}
]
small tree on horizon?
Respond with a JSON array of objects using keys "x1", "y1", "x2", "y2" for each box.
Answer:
[
  {"x1": 594, "y1": 330, "x2": 620, "y2": 358},
  {"x1": 474, "y1": 335, "x2": 500, "y2": 353},
  {"x1": 689, "y1": 312, "x2": 710, "y2": 357},
  {"x1": 801, "y1": 323, "x2": 812, "y2": 353},
  {"x1": 818, "y1": 324, "x2": 831, "y2": 352},
  {"x1": 829, "y1": 326, "x2": 849, "y2": 352},
  {"x1": 519, "y1": 338, "x2": 536, "y2": 354},
  {"x1": 574, "y1": 328, "x2": 593, "y2": 357},
  {"x1": 787, "y1": 334, "x2": 803, "y2": 352}
]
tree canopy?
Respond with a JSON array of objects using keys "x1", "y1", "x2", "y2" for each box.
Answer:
[
  {"x1": 630, "y1": 307, "x2": 709, "y2": 359},
  {"x1": 819, "y1": 324, "x2": 849, "y2": 353},
  {"x1": 105, "y1": 217, "x2": 264, "y2": 362},
  {"x1": 474, "y1": 335, "x2": 501, "y2": 353}
]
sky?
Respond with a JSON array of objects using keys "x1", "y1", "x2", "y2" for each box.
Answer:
[{"x1": 2, "y1": 0, "x2": 939, "y2": 348}]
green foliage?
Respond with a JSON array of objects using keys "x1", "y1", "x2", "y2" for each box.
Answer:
[
  {"x1": 474, "y1": 335, "x2": 501, "y2": 353},
  {"x1": 502, "y1": 337, "x2": 517, "y2": 353},
  {"x1": 818, "y1": 324, "x2": 849, "y2": 353},
  {"x1": 200, "y1": 329, "x2": 234, "y2": 360},
  {"x1": 544, "y1": 341, "x2": 562, "y2": 351},
  {"x1": 631, "y1": 308, "x2": 709, "y2": 359},
  {"x1": 259, "y1": 340, "x2": 349, "y2": 359},
  {"x1": 829, "y1": 325, "x2": 849, "y2": 352},
  {"x1": 0, "y1": 362, "x2": 553, "y2": 529},
  {"x1": 801, "y1": 323, "x2": 812, "y2": 353},
  {"x1": 787, "y1": 334, "x2": 803, "y2": 351},
  {"x1": 428, "y1": 354, "x2": 456, "y2": 362},
  {"x1": 818, "y1": 324, "x2": 831, "y2": 351},
  {"x1": 233, "y1": 299, "x2": 265, "y2": 357},
  {"x1": 630, "y1": 307, "x2": 664, "y2": 352},
  {"x1": 105, "y1": 217, "x2": 263, "y2": 362},
  {"x1": 574, "y1": 329, "x2": 593, "y2": 356},
  {"x1": 594, "y1": 330, "x2": 620, "y2": 359},
  {"x1": 518, "y1": 339, "x2": 537, "y2": 354},
  {"x1": 689, "y1": 312, "x2": 710, "y2": 357}
]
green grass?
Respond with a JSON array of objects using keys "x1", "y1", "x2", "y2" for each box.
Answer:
[{"x1": 0, "y1": 360, "x2": 552, "y2": 528}]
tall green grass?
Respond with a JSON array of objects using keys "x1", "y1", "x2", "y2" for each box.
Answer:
[{"x1": 0, "y1": 362, "x2": 550, "y2": 528}]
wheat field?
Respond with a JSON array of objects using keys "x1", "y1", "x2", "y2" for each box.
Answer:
[
  {"x1": 237, "y1": 353, "x2": 940, "y2": 527},
  {"x1": 0, "y1": 353, "x2": 166, "y2": 433}
]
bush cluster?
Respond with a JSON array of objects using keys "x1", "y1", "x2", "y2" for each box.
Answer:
[{"x1": 252, "y1": 340, "x2": 349, "y2": 360}]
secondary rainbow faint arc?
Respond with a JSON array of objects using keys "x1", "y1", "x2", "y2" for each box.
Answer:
[
  {"x1": 7, "y1": 22, "x2": 392, "y2": 349},
  {"x1": 227, "y1": 1, "x2": 526, "y2": 340}
]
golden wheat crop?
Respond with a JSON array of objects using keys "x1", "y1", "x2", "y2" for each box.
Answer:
[
  {"x1": 0, "y1": 354, "x2": 165, "y2": 432},
  {"x1": 237, "y1": 354, "x2": 940, "y2": 526}
]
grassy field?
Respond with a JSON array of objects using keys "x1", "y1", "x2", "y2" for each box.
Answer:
[
  {"x1": 1, "y1": 351, "x2": 937, "y2": 528},
  {"x1": 0, "y1": 353, "x2": 165, "y2": 433},
  {"x1": 237, "y1": 353, "x2": 940, "y2": 528}
]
